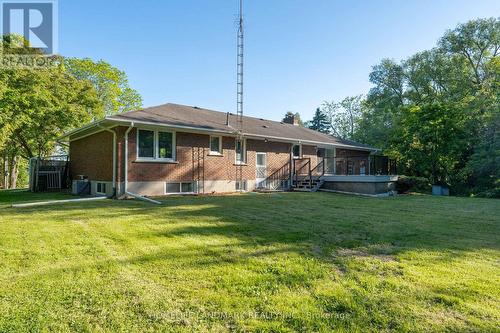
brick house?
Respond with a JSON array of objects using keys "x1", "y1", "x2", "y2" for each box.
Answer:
[{"x1": 62, "y1": 103, "x2": 397, "y2": 197}]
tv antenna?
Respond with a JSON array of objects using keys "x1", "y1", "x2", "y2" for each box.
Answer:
[
  {"x1": 236, "y1": 0, "x2": 244, "y2": 131},
  {"x1": 236, "y1": 0, "x2": 244, "y2": 190}
]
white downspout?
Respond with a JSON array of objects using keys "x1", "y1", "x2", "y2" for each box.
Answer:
[
  {"x1": 124, "y1": 123, "x2": 161, "y2": 205},
  {"x1": 98, "y1": 125, "x2": 117, "y2": 197},
  {"x1": 124, "y1": 124, "x2": 133, "y2": 194}
]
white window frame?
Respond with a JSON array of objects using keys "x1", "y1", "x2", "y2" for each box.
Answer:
[
  {"x1": 209, "y1": 135, "x2": 223, "y2": 155},
  {"x1": 165, "y1": 181, "x2": 197, "y2": 195},
  {"x1": 234, "y1": 138, "x2": 247, "y2": 164},
  {"x1": 136, "y1": 128, "x2": 176, "y2": 162},
  {"x1": 292, "y1": 144, "x2": 302, "y2": 159}
]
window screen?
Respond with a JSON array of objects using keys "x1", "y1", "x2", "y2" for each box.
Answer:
[
  {"x1": 360, "y1": 160, "x2": 366, "y2": 175},
  {"x1": 158, "y1": 131, "x2": 173, "y2": 159},
  {"x1": 347, "y1": 161, "x2": 354, "y2": 175},
  {"x1": 138, "y1": 130, "x2": 154, "y2": 158}
]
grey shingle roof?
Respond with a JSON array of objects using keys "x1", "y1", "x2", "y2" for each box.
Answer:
[{"x1": 107, "y1": 103, "x2": 377, "y2": 151}]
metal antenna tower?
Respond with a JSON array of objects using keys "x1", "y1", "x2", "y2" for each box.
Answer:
[
  {"x1": 236, "y1": 0, "x2": 244, "y2": 190},
  {"x1": 236, "y1": 0, "x2": 244, "y2": 132}
]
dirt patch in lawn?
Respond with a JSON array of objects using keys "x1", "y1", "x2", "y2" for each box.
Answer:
[{"x1": 336, "y1": 247, "x2": 397, "y2": 262}]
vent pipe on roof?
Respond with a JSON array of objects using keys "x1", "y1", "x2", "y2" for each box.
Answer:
[{"x1": 226, "y1": 112, "x2": 230, "y2": 126}]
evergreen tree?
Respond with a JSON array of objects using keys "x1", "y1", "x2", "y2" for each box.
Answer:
[{"x1": 308, "y1": 108, "x2": 330, "y2": 133}]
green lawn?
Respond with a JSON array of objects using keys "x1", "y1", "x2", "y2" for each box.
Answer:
[{"x1": 0, "y1": 190, "x2": 499, "y2": 332}]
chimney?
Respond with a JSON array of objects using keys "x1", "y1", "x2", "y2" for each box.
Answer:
[{"x1": 283, "y1": 114, "x2": 299, "y2": 126}]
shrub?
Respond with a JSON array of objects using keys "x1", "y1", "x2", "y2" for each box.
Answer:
[
  {"x1": 396, "y1": 175, "x2": 431, "y2": 193},
  {"x1": 474, "y1": 187, "x2": 500, "y2": 199}
]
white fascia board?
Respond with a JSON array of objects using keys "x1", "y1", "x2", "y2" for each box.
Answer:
[
  {"x1": 106, "y1": 117, "x2": 236, "y2": 136},
  {"x1": 59, "y1": 118, "x2": 107, "y2": 140},
  {"x1": 68, "y1": 124, "x2": 119, "y2": 142}
]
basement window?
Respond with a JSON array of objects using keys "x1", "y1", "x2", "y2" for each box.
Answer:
[
  {"x1": 166, "y1": 182, "x2": 196, "y2": 194},
  {"x1": 235, "y1": 180, "x2": 247, "y2": 191},
  {"x1": 137, "y1": 129, "x2": 176, "y2": 161},
  {"x1": 96, "y1": 182, "x2": 107, "y2": 195}
]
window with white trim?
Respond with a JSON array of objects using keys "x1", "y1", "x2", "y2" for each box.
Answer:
[
  {"x1": 209, "y1": 136, "x2": 222, "y2": 155},
  {"x1": 137, "y1": 129, "x2": 175, "y2": 161},
  {"x1": 235, "y1": 139, "x2": 246, "y2": 164},
  {"x1": 165, "y1": 182, "x2": 196, "y2": 194},
  {"x1": 292, "y1": 144, "x2": 302, "y2": 159}
]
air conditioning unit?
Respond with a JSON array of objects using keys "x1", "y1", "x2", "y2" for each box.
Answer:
[{"x1": 75, "y1": 178, "x2": 90, "y2": 195}]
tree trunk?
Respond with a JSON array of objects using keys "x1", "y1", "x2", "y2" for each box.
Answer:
[
  {"x1": 8, "y1": 156, "x2": 19, "y2": 189},
  {"x1": 0, "y1": 156, "x2": 3, "y2": 189},
  {"x1": 2, "y1": 155, "x2": 8, "y2": 189}
]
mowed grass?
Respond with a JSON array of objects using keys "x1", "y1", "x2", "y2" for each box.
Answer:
[{"x1": 0, "y1": 190, "x2": 499, "y2": 332}]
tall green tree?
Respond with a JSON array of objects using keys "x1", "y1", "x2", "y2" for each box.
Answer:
[
  {"x1": 393, "y1": 103, "x2": 467, "y2": 184},
  {"x1": 64, "y1": 58, "x2": 142, "y2": 115},
  {"x1": 439, "y1": 17, "x2": 499, "y2": 87},
  {"x1": 0, "y1": 63, "x2": 102, "y2": 159},
  {"x1": 321, "y1": 96, "x2": 364, "y2": 139},
  {"x1": 308, "y1": 108, "x2": 330, "y2": 133},
  {"x1": 352, "y1": 17, "x2": 499, "y2": 195},
  {"x1": 0, "y1": 35, "x2": 141, "y2": 188}
]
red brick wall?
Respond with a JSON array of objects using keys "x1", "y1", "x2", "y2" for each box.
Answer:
[
  {"x1": 246, "y1": 139, "x2": 292, "y2": 180},
  {"x1": 69, "y1": 130, "x2": 113, "y2": 181},
  {"x1": 69, "y1": 126, "x2": 362, "y2": 185},
  {"x1": 125, "y1": 128, "x2": 297, "y2": 182},
  {"x1": 291, "y1": 144, "x2": 319, "y2": 174}
]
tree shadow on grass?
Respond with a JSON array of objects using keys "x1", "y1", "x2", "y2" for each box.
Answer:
[
  {"x1": 4, "y1": 192, "x2": 500, "y2": 264},
  {"x1": 0, "y1": 193, "x2": 500, "y2": 326},
  {"x1": 159, "y1": 193, "x2": 500, "y2": 253},
  {"x1": 16, "y1": 241, "x2": 302, "y2": 283}
]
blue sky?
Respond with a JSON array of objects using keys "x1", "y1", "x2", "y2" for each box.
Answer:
[{"x1": 60, "y1": 0, "x2": 499, "y2": 121}]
